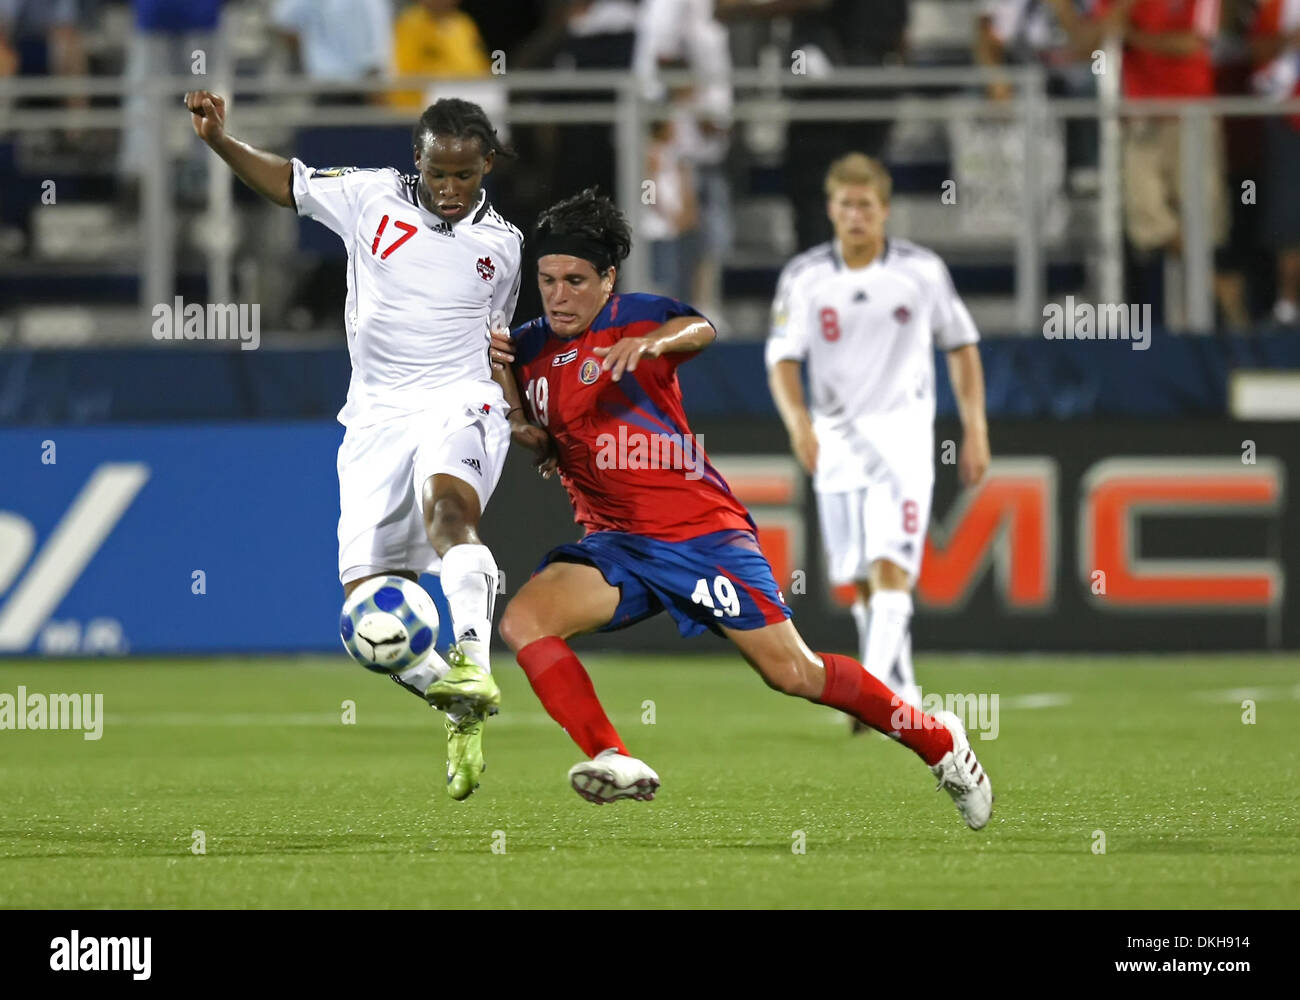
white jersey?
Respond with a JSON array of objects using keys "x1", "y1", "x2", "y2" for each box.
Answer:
[
  {"x1": 291, "y1": 159, "x2": 523, "y2": 428},
  {"x1": 765, "y1": 238, "x2": 979, "y2": 493}
]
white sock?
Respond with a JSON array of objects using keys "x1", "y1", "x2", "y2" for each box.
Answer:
[
  {"x1": 893, "y1": 629, "x2": 920, "y2": 708},
  {"x1": 440, "y1": 543, "x2": 498, "y2": 672},
  {"x1": 851, "y1": 599, "x2": 870, "y2": 668},
  {"x1": 393, "y1": 653, "x2": 449, "y2": 696},
  {"x1": 862, "y1": 590, "x2": 912, "y2": 701}
]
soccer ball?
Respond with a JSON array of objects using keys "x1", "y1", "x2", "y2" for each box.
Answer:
[{"x1": 340, "y1": 576, "x2": 438, "y2": 673}]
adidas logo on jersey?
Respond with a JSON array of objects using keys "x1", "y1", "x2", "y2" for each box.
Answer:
[
  {"x1": 460, "y1": 457, "x2": 482, "y2": 474},
  {"x1": 429, "y1": 221, "x2": 455, "y2": 238}
]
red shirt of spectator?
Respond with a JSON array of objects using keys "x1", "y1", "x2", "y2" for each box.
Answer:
[
  {"x1": 1251, "y1": 0, "x2": 1300, "y2": 127},
  {"x1": 1093, "y1": 0, "x2": 1220, "y2": 97}
]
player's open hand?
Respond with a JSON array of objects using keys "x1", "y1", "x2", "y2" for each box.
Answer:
[
  {"x1": 591, "y1": 336, "x2": 661, "y2": 382},
  {"x1": 489, "y1": 327, "x2": 515, "y2": 370},
  {"x1": 959, "y1": 429, "x2": 990, "y2": 487},
  {"x1": 184, "y1": 90, "x2": 226, "y2": 145}
]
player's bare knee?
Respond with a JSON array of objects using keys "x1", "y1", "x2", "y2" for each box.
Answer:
[
  {"x1": 498, "y1": 599, "x2": 540, "y2": 653},
  {"x1": 426, "y1": 495, "x2": 475, "y2": 553},
  {"x1": 756, "y1": 655, "x2": 816, "y2": 698}
]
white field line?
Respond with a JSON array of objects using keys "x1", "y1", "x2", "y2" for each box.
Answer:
[
  {"x1": 1189, "y1": 684, "x2": 1300, "y2": 703},
  {"x1": 1000, "y1": 693, "x2": 1073, "y2": 710},
  {"x1": 103, "y1": 711, "x2": 561, "y2": 728}
]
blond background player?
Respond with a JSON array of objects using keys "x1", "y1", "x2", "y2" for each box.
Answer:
[{"x1": 766, "y1": 153, "x2": 990, "y2": 715}]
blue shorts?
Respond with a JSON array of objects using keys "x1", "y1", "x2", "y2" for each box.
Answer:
[{"x1": 536, "y1": 529, "x2": 793, "y2": 638}]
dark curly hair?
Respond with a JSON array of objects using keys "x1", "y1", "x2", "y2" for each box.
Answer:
[
  {"x1": 413, "y1": 98, "x2": 515, "y2": 159},
  {"x1": 533, "y1": 187, "x2": 632, "y2": 276}
]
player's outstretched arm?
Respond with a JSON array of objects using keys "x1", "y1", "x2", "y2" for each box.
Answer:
[
  {"x1": 946, "y1": 343, "x2": 990, "y2": 487},
  {"x1": 184, "y1": 90, "x2": 294, "y2": 208},
  {"x1": 590, "y1": 316, "x2": 715, "y2": 382},
  {"x1": 767, "y1": 359, "x2": 817, "y2": 476}
]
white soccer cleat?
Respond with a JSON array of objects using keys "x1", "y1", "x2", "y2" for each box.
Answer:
[
  {"x1": 567, "y1": 749, "x2": 660, "y2": 805},
  {"x1": 930, "y1": 710, "x2": 993, "y2": 830}
]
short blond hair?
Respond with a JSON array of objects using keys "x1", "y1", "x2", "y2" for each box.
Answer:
[{"x1": 824, "y1": 153, "x2": 892, "y2": 202}]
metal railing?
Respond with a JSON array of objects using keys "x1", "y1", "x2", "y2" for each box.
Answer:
[{"x1": 3, "y1": 63, "x2": 1298, "y2": 337}]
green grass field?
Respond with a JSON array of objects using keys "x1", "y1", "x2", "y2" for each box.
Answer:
[{"x1": 1, "y1": 653, "x2": 1298, "y2": 909}]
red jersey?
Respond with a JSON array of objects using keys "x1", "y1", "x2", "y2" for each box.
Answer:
[
  {"x1": 1092, "y1": 0, "x2": 1219, "y2": 97},
  {"x1": 510, "y1": 293, "x2": 755, "y2": 542},
  {"x1": 1252, "y1": 0, "x2": 1300, "y2": 128}
]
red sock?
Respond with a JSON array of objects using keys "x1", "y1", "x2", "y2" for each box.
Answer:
[
  {"x1": 516, "y1": 636, "x2": 628, "y2": 759},
  {"x1": 816, "y1": 652, "x2": 953, "y2": 766}
]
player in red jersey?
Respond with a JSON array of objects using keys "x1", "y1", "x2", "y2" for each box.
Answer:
[{"x1": 489, "y1": 189, "x2": 993, "y2": 828}]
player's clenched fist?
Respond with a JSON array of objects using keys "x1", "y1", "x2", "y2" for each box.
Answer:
[
  {"x1": 507, "y1": 407, "x2": 559, "y2": 479},
  {"x1": 185, "y1": 90, "x2": 227, "y2": 144},
  {"x1": 488, "y1": 327, "x2": 515, "y2": 370}
]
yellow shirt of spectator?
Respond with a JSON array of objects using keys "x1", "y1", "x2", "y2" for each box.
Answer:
[{"x1": 391, "y1": 3, "x2": 491, "y2": 108}]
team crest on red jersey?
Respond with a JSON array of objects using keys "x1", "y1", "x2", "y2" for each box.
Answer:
[
  {"x1": 579, "y1": 358, "x2": 601, "y2": 384},
  {"x1": 476, "y1": 256, "x2": 495, "y2": 281},
  {"x1": 894, "y1": 305, "x2": 911, "y2": 324}
]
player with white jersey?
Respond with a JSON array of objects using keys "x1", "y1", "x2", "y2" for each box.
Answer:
[
  {"x1": 767, "y1": 153, "x2": 990, "y2": 720},
  {"x1": 186, "y1": 90, "x2": 523, "y2": 799}
]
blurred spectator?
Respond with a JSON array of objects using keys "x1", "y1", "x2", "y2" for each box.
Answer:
[
  {"x1": 0, "y1": 0, "x2": 88, "y2": 110},
  {"x1": 974, "y1": 0, "x2": 1098, "y2": 176},
  {"x1": 519, "y1": 0, "x2": 640, "y2": 66},
  {"x1": 119, "y1": 1, "x2": 227, "y2": 185},
  {"x1": 644, "y1": 116, "x2": 700, "y2": 301},
  {"x1": 272, "y1": 0, "x2": 392, "y2": 105},
  {"x1": 389, "y1": 0, "x2": 491, "y2": 109},
  {"x1": 518, "y1": 1, "x2": 640, "y2": 202},
  {"x1": 1250, "y1": 0, "x2": 1300, "y2": 326},
  {"x1": 635, "y1": 0, "x2": 733, "y2": 318},
  {"x1": 977, "y1": 0, "x2": 1083, "y2": 100},
  {"x1": 720, "y1": 0, "x2": 909, "y2": 251},
  {"x1": 458, "y1": 0, "x2": 545, "y2": 63},
  {"x1": 270, "y1": 0, "x2": 392, "y2": 331},
  {"x1": 1089, "y1": 0, "x2": 1249, "y2": 329},
  {"x1": 1215, "y1": 0, "x2": 1266, "y2": 324}
]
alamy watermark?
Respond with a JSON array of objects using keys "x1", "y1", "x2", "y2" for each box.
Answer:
[
  {"x1": 594, "y1": 425, "x2": 705, "y2": 481},
  {"x1": 1042, "y1": 297, "x2": 1151, "y2": 352},
  {"x1": 0, "y1": 686, "x2": 103, "y2": 740},
  {"x1": 151, "y1": 296, "x2": 260, "y2": 350},
  {"x1": 890, "y1": 690, "x2": 999, "y2": 741},
  {"x1": 50, "y1": 931, "x2": 150, "y2": 980}
]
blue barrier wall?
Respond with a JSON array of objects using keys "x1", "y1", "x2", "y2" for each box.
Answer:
[
  {"x1": 0, "y1": 424, "x2": 451, "y2": 656},
  {"x1": 2, "y1": 332, "x2": 1298, "y2": 425},
  {"x1": 2, "y1": 418, "x2": 1295, "y2": 654}
]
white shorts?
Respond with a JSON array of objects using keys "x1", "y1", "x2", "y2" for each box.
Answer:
[
  {"x1": 337, "y1": 395, "x2": 510, "y2": 585},
  {"x1": 816, "y1": 471, "x2": 934, "y2": 586}
]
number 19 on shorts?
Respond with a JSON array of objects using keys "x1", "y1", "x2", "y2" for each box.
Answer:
[{"x1": 691, "y1": 575, "x2": 741, "y2": 619}]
